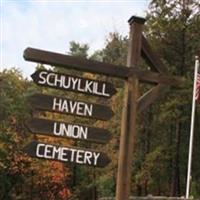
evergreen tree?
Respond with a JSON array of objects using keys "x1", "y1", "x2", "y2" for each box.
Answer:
[{"x1": 133, "y1": 0, "x2": 200, "y2": 196}]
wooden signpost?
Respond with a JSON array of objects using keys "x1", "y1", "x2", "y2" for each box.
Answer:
[
  {"x1": 26, "y1": 118, "x2": 111, "y2": 143},
  {"x1": 31, "y1": 69, "x2": 117, "y2": 98},
  {"x1": 29, "y1": 93, "x2": 113, "y2": 120},
  {"x1": 23, "y1": 15, "x2": 184, "y2": 200},
  {"x1": 115, "y1": 16, "x2": 183, "y2": 200},
  {"x1": 24, "y1": 141, "x2": 110, "y2": 167},
  {"x1": 23, "y1": 37, "x2": 115, "y2": 171},
  {"x1": 116, "y1": 16, "x2": 144, "y2": 200}
]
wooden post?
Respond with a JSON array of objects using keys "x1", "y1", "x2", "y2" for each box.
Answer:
[{"x1": 116, "y1": 16, "x2": 145, "y2": 200}]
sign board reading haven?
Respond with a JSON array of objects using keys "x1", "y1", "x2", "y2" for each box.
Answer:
[{"x1": 29, "y1": 94, "x2": 113, "y2": 120}]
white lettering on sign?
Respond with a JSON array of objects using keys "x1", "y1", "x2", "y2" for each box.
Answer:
[
  {"x1": 36, "y1": 143, "x2": 45, "y2": 158},
  {"x1": 93, "y1": 152, "x2": 100, "y2": 165},
  {"x1": 52, "y1": 98, "x2": 93, "y2": 116},
  {"x1": 53, "y1": 122, "x2": 88, "y2": 139},
  {"x1": 35, "y1": 143, "x2": 101, "y2": 166},
  {"x1": 38, "y1": 71, "x2": 46, "y2": 85},
  {"x1": 44, "y1": 144, "x2": 53, "y2": 159},
  {"x1": 38, "y1": 71, "x2": 110, "y2": 97}
]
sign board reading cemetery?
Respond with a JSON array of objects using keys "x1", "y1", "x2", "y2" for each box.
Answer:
[
  {"x1": 31, "y1": 70, "x2": 116, "y2": 98},
  {"x1": 24, "y1": 141, "x2": 110, "y2": 167},
  {"x1": 29, "y1": 94, "x2": 113, "y2": 120},
  {"x1": 26, "y1": 118, "x2": 111, "y2": 143}
]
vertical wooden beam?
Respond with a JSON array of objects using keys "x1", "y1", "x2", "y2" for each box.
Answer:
[{"x1": 116, "y1": 16, "x2": 145, "y2": 200}]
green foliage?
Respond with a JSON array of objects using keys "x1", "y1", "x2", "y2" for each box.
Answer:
[
  {"x1": 69, "y1": 41, "x2": 89, "y2": 58},
  {"x1": 102, "y1": 32, "x2": 128, "y2": 66},
  {"x1": 1, "y1": 2, "x2": 200, "y2": 197},
  {"x1": 98, "y1": 175, "x2": 115, "y2": 197},
  {"x1": 0, "y1": 68, "x2": 71, "y2": 199},
  {"x1": 133, "y1": 0, "x2": 200, "y2": 196}
]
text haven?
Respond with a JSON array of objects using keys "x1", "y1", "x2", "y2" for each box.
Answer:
[
  {"x1": 38, "y1": 71, "x2": 110, "y2": 97},
  {"x1": 36, "y1": 143, "x2": 100, "y2": 166},
  {"x1": 52, "y1": 97, "x2": 93, "y2": 117}
]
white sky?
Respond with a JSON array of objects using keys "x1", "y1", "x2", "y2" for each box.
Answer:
[{"x1": 1, "y1": 0, "x2": 150, "y2": 78}]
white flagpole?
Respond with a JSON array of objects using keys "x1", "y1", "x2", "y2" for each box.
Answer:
[{"x1": 186, "y1": 56, "x2": 199, "y2": 199}]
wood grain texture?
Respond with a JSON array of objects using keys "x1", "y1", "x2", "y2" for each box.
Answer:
[
  {"x1": 141, "y1": 35, "x2": 168, "y2": 74},
  {"x1": 26, "y1": 118, "x2": 111, "y2": 143},
  {"x1": 31, "y1": 69, "x2": 117, "y2": 98},
  {"x1": 24, "y1": 47, "x2": 183, "y2": 87},
  {"x1": 29, "y1": 93, "x2": 114, "y2": 121},
  {"x1": 24, "y1": 141, "x2": 110, "y2": 167},
  {"x1": 116, "y1": 16, "x2": 144, "y2": 200},
  {"x1": 24, "y1": 47, "x2": 129, "y2": 78},
  {"x1": 137, "y1": 84, "x2": 170, "y2": 112}
]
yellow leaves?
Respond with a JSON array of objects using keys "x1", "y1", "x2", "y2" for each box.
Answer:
[
  {"x1": 9, "y1": 153, "x2": 31, "y2": 175},
  {"x1": 0, "y1": 161, "x2": 6, "y2": 170},
  {"x1": 83, "y1": 72, "x2": 95, "y2": 79},
  {"x1": 10, "y1": 116, "x2": 17, "y2": 125}
]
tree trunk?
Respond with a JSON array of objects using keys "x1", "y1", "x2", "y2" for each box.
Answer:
[{"x1": 171, "y1": 121, "x2": 181, "y2": 196}]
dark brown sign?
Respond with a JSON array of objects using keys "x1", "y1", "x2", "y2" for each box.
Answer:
[
  {"x1": 24, "y1": 47, "x2": 129, "y2": 78},
  {"x1": 24, "y1": 141, "x2": 110, "y2": 167},
  {"x1": 31, "y1": 70, "x2": 116, "y2": 98},
  {"x1": 26, "y1": 118, "x2": 111, "y2": 143},
  {"x1": 29, "y1": 94, "x2": 113, "y2": 120}
]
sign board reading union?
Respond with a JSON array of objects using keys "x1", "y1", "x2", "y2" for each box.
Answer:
[{"x1": 26, "y1": 118, "x2": 111, "y2": 143}]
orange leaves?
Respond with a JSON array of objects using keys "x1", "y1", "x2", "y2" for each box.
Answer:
[
  {"x1": 58, "y1": 188, "x2": 71, "y2": 199},
  {"x1": 51, "y1": 161, "x2": 65, "y2": 184},
  {"x1": 9, "y1": 153, "x2": 31, "y2": 175}
]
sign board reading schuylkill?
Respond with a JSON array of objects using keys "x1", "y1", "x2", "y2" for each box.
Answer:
[
  {"x1": 29, "y1": 94, "x2": 113, "y2": 120},
  {"x1": 24, "y1": 141, "x2": 110, "y2": 167},
  {"x1": 26, "y1": 118, "x2": 111, "y2": 144},
  {"x1": 31, "y1": 70, "x2": 116, "y2": 98}
]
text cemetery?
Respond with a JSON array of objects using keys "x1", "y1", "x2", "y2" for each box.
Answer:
[
  {"x1": 36, "y1": 143, "x2": 100, "y2": 165},
  {"x1": 24, "y1": 141, "x2": 110, "y2": 167}
]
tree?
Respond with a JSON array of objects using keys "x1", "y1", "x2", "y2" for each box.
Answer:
[
  {"x1": 69, "y1": 41, "x2": 89, "y2": 58},
  {"x1": 0, "y1": 68, "x2": 72, "y2": 199},
  {"x1": 0, "y1": 69, "x2": 31, "y2": 199},
  {"x1": 136, "y1": 0, "x2": 200, "y2": 196}
]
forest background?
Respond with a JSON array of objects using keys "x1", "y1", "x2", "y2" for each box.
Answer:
[{"x1": 0, "y1": 0, "x2": 200, "y2": 199}]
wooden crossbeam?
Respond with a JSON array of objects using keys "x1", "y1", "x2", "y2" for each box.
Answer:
[
  {"x1": 24, "y1": 47, "x2": 130, "y2": 79},
  {"x1": 24, "y1": 47, "x2": 183, "y2": 87},
  {"x1": 129, "y1": 68, "x2": 184, "y2": 87},
  {"x1": 137, "y1": 84, "x2": 170, "y2": 112},
  {"x1": 141, "y1": 35, "x2": 169, "y2": 74},
  {"x1": 138, "y1": 34, "x2": 182, "y2": 112}
]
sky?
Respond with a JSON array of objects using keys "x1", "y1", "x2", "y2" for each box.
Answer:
[{"x1": 0, "y1": 0, "x2": 150, "y2": 78}]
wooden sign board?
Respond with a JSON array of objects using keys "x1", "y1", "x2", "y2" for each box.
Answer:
[
  {"x1": 24, "y1": 141, "x2": 110, "y2": 167},
  {"x1": 29, "y1": 94, "x2": 113, "y2": 121},
  {"x1": 26, "y1": 118, "x2": 111, "y2": 144},
  {"x1": 31, "y1": 70, "x2": 116, "y2": 98},
  {"x1": 24, "y1": 47, "x2": 129, "y2": 78}
]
